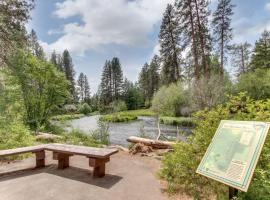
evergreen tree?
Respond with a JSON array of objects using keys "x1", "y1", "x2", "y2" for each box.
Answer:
[
  {"x1": 62, "y1": 50, "x2": 76, "y2": 101},
  {"x1": 28, "y1": 29, "x2": 44, "y2": 59},
  {"x1": 176, "y1": 0, "x2": 211, "y2": 79},
  {"x1": 84, "y1": 74, "x2": 90, "y2": 101},
  {"x1": 50, "y1": 50, "x2": 63, "y2": 71},
  {"x1": 149, "y1": 55, "x2": 160, "y2": 96},
  {"x1": 100, "y1": 60, "x2": 113, "y2": 105},
  {"x1": 212, "y1": 0, "x2": 234, "y2": 75},
  {"x1": 159, "y1": 4, "x2": 181, "y2": 83},
  {"x1": 111, "y1": 57, "x2": 124, "y2": 100},
  {"x1": 250, "y1": 30, "x2": 270, "y2": 70},
  {"x1": 138, "y1": 63, "x2": 151, "y2": 104},
  {"x1": 77, "y1": 73, "x2": 85, "y2": 102},
  {"x1": 0, "y1": 0, "x2": 34, "y2": 66},
  {"x1": 230, "y1": 42, "x2": 252, "y2": 76}
]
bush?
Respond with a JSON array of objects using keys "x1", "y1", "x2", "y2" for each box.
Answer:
[
  {"x1": 151, "y1": 82, "x2": 187, "y2": 117},
  {"x1": 78, "y1": 103, "x2": 92, "y2": 115},
  {"x1": 237, "y1": 68, "x2": 270, "y2": 100},
  {"x1": 110, "y1": 100, "x2": 127, "y2": 112},
  {"x1": 63, "y1": 104, "x2": 77, "y2": 113},
  {"x1": 160, "y1": 93, "x2": 270, "y2": 199},
  {"x1": 0, "y1": 122, "x2": 34, "y2": 150},
  {"x1": 190, "y1": 73, "x2": 232, "y2": 111}
]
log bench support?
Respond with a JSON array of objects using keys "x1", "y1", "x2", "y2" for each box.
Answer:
[
  {"x1": 35, "y1": 150, "x2": 45, "y2": 168},
  {"x1": 53, "y1": 152, "x2": 73, "y2": 169},
  {"x1": 89, "y1": 157, "x2": 110, "y2": 178}
]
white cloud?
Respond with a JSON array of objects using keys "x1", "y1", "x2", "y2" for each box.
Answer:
[
  {"x1": 42, "y1": 0, "x2": 173, "y2": 55},
  {"x1": 265, "y1": 2, "x2": 270, "y2": 11}
]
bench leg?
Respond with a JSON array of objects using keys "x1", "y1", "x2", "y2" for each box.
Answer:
[
  {"x1": 89, "y1": 157, "x2": 109, "y2": 178},
  {"x1": 57, "y1": 153, "x2": 71, "y2": 169},
  {"x1": 35, "y1": 150, "x2": 45, "y2": 168}
]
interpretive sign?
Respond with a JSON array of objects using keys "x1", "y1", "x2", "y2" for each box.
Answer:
[{"x1": 196, "y1": 120, "x2": 270, "y2": 192}]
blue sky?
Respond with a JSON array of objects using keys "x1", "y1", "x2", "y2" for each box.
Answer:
[{"x1": 27, "y1": 0, "x2": 270, "y2": 93}]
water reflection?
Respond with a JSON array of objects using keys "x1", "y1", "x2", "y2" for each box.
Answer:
[{"x1": 64, "y1": 115, "x2": 191, "y2": 147}]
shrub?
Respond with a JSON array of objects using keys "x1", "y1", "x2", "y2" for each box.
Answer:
[
  {"x1": 151, "y1": 82, "x2": 187, "y2": 117},
  {"x1": 190, "y1": 73, "x2": 232, "y2": 111},
  {"x1": 110, "y1": 100, "x2": 127, "y2": 113},
  {"x1": 59, "y1": 129, "x2": 102, "y2": 147},
  {"x1": 236, "y1": 68, "x2": 270, "y2": 100},
  {"x1": 91, "y1": 120, "x2": 110, "y2": 145},
  {"x1": 0, "y1": 122, "x2": 34, "y2": 150},
  {"x1": 63, "y1": 104, "x2": 77, "y2": 113},
  {"x1": 160, "y1": 93, "x2": 270, "y2": 199},
  {"x1": 78, "y1": 103, "x2": 92, "y2": 115}
]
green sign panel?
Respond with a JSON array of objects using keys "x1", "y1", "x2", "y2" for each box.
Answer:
[{"x1": 196, "y1": 120, "x2": 270, "y2": 192}]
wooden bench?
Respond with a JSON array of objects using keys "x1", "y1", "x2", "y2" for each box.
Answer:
[{"x1": 0, "y1": 144, "x2": 118, "y2": 178}]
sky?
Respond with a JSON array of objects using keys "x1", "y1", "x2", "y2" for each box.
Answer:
[{"x1": 27, "y1": 0, "x2": 270, "y2": 93}]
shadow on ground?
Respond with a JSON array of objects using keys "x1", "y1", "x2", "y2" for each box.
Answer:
[{"x1": 0, "y1": 164, "x2": 122, "y2": 189}]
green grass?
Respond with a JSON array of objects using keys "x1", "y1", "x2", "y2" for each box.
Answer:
[
  {"x1": 100, "y1": 109, "x2": 156, "y2": 123},
  {"x1": 50, "y1": 114, "x2": 85, "y2": 121},
  {"x1": 160, "y1": 116, "x2": 196, "y2": 127}
]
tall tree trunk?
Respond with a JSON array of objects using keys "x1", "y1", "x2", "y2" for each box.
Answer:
[
  {"x1": 188, "y1": 0, "x2": 200, "y2": 80},
  {"x1": 194, "y1": 0, "x2": 209, "y2": 78}
]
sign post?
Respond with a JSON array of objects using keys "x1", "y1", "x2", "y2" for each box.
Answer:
[{"x1": 196, "y1": 120, "x2": 270, "y2": 196}]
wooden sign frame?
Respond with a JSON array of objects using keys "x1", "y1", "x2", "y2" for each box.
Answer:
[{"x1": 196, "y1": 120, "x2": 270, "y2": 192}]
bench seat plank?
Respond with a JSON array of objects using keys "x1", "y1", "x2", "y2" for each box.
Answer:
[
  {"x1": 45, "y1": 143, "x2": 118, "y2": 158},
  {"x1": 0, "y1": 145, "x2": 48, "y2": 157}
]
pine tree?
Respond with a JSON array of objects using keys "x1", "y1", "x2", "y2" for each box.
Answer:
[
  {"x1": 159, "y1": 4, "x2": 181, "y2": 83},
  {"x1": 149, "y1": 55, "x2": 160, "y2": 96},
  {"x1": 77, "y1": 73, "x2": 85, "y2": 102},
  {"x1": 250, "y1": 30, "x2": 270, "y2": 70},
  {"x1": 230, "y1": 42, "x2": 252, "y2": 76},
  {"x1": 28, "y1": 29, "x2": 45, "y2": 59},
  {"x1": 138, "y1": 63, "x2": 151, "y2": 103},
  {"x1": 212, "y1": 0, "x2": 234, "y2": 75},
  {"x1": 62, "y1": 50, "x2": 76, "y2": 101},
  {"x1": 100, "y1": 60, "x2": 113, "y2": 105},
  {"x1": 111, "y1": 57, "x2": 124, "y2": 100},
  {"x1": 50, "y1": 50, "x2": 63, "y2": 71},
  {"x1": 84, "y1": 74, "x2": 90, "y2": 101},
  {"x1": 176, "y1": 0, "x2": 211, "y2": 79},
  {"x1": 0, "y1": 0, "x2": 34, "y2": 66}
]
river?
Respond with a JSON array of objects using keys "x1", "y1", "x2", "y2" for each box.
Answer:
[{"x1": 63, "y1": 115, "x2": 192, "y2": 147}]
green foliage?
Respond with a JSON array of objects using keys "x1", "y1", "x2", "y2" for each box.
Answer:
[
  {"x1": 250, "y1": 30, "x2": 270, "y2": 70},
  {"x1": 78, "y1": 103, "x2": 92, "y2": 115},
  {"x1": 50, "y1": 114, "x2": 85, "y2": 122},
  {"x1": 160, "y1": 93, "x2": 270, "y2": 199},
  {"x1": 237, "y1": 68, "x2": 270, "y2": 100},
  {"x1": 91, "y1": 120, "x2": 110, "y2": 145},
  {"x1": 110, "y1": 100, "x2": 127, "y2": 113},
  {"x1": 160, "y1": 117, "x2": 195, "y2": 127},
  {"x1": 122, "y1": 79, "x2": 144, "y2": 110},
  {"x1": 9, "y1": 50, "x2": 70, "y2": 130},
  {"x1": 151, "y1": 82, "x2": 186, "y2": 117},
  {"x1": 59, "y1": 129, "x2": 103, "y2": 147},
  {"x1": 0, "y1": 122, "x2": 34, "y2": 150},
  {"x1": 100, "y1": 109, "x2": 155, "y2": 123}
]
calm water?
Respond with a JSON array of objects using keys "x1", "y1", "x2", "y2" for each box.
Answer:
[{"x1": 63, "y1": 115, "x2": 191, "y2": 147}]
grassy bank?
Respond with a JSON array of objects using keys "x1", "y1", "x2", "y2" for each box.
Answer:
[
  {"x1": 100, "y1": 109, "x2": 156, "y2": 123},
  {"x1": 160, "y1": 116, "x2": 195, "y2": 127},
  {"x1": 50, "y1": 111, "x2": 99, "y2": 122}
]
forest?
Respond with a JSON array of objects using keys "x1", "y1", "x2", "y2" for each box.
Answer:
[{"x1": 0, "y1": 0, "x2": 270, "y2": 199}]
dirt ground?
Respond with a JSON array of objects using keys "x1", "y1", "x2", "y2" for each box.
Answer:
[{"x1": 0, "y1": 151, "x2": 192, "y2": 200}]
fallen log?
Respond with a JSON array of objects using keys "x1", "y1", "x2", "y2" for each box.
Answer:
[{"x1": 127, "y1": 136, "x2": 175, "y2": 149}]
